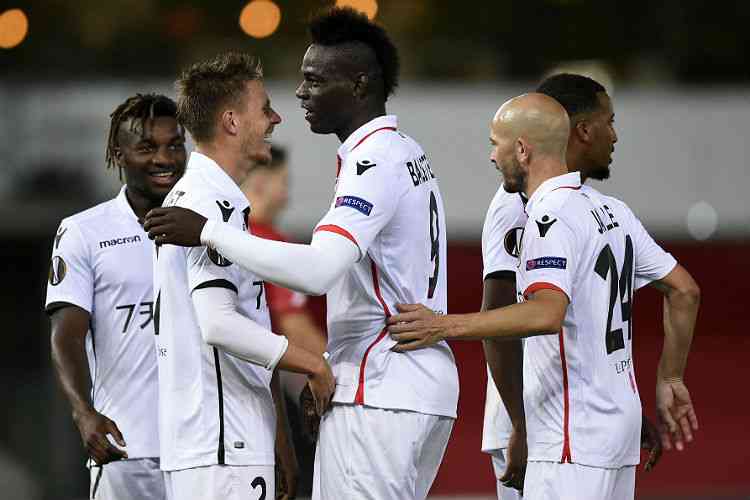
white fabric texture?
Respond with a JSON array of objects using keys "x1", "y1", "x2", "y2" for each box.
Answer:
[
  {"x1": 165, "y1": 464, "x2": 274, "y2": 500},
  {"x1": 523, "y1": 461, "x2": 635, "y2": 500},
  {"x1": 45, "y1": 186, "x2": 160, "y2": 459},
  {"x1": 312, "y1": 404, "x2": 453, "y2": 500},
  {"x1": 481, "y1": 185, "x2": 527, "y2": 453},
  {"x1": 490, "y1": 450, "x2": 523, "y2": 500},
  {"x1": 89, "y1": 458, "x2": 165, "y2": 500},
  {"x1": 155, "y1": 152, "x2": 276, "y2": 471},
  {"x1": 192, "y1": 286, "x2": 288, "y2": 371},
  {"x1": 314, "y1": 115, "x2": 459, "y2": 416},
  {"x1": 201, "y1": 220, "x2": 358, "y2": 296},
  {"x1": 518, "y1": 173, "x2": 677, "y2": 468}
]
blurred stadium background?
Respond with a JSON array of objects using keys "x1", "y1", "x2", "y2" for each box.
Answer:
[{"x1": 1, "y1": 0, "x2": 748, "y2": 498}]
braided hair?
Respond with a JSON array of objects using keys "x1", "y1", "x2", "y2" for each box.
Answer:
[{"x1": 105, "y1": 93, "x2": 179, "y2": 176}]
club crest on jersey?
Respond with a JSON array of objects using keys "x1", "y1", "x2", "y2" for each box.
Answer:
[
  {"x1": 48, "y1": 256, "x2": 67, "y2": 286},
  {"x1": 335, "y1": 196, "x2": 373, "y2": 216},
  {"x1": 356, "y1": 159, "x2": 376, "y2": 175},
  {"x1": 54, "y1": 226, "x2": 67, "y2": 249},
  {"x1": 504, "y1": 227, "x2": 524, "y2": 258},
  {"x1": 536, "y1": 215, "x2": 557, "y2": 237},
  {"x1": 526, "y1": 256, "x2": 566, "y2": 271}
]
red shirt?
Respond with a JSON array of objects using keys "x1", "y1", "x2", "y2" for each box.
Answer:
[{"x1": 248, "y1": 221, "x2": 310, "y2": 331}]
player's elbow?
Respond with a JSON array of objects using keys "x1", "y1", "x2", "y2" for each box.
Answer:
[
  {"x1": 671, "y1": 273, "x2": 701, "y2": 308},
  {"x1": 199, "y1": 320, "x2": 223, "y2": 348},
  {"x1": 537, "y1": 310, "x2": 565, "y2": 335}
]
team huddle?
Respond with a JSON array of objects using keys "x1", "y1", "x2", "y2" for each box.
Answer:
[{"x1": 44, "y1": 7, "x2": 700, "y2": 500}]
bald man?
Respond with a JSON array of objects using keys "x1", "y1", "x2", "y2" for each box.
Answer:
[{"x1": 387, "y1": 93, "x2": 699, "y2": 500}]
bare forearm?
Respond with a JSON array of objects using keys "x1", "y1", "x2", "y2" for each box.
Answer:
[
  {"x1": 51, "y1": 332, "x2": 93, "y2": 416},
  {"x1": 448, "y1": 297, "x2": 564, "y2": 341},
  {"x1": 658, "y1": 289, "x2": 699, "y2": 379},
  {"x1": 50, "y1": 308, "x2": 95, "y2": 418},
  {"x1": 279, "y1": 313, "x2": 327, "y2": 356},
  {"x1": 484, "y1": 338, "x2": 525, "y2": 427},
  {"x1": 271, "y1": 371, "x2": 294, "y2": 453}
]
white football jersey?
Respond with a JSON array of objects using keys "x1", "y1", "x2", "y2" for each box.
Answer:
[
  {"x1": 154, "y1": 152, "x2": 275, "y2": 471},
  {"x1": 314, "y1": 115, "x2": 459, "y2": 418},
  {"x1": 45, "y1": 186, "x2": 159, "y2": 459},
  {"x1": 518, "y1": 172, "x2": 676, "y2": 468},
  {"x1": 480, "y1": 185, "x2": 527, "y2": 453}
]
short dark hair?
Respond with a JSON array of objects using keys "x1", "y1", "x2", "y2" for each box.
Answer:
[
  {"x1": 309, "y1": 7, "x2": 399, "y2": 98},
  {"x1": 175, "y1": 52, "x2": 263, "y2": 143},
  {"x1": 105, "y1": 93, "x2": 179, "y2": 170},
  {"x1": 536, "y1": 73, "x2": 607, "y2": 120}
]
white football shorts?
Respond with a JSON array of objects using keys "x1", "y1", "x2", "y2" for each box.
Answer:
[
  {"x1": 164, "y1": 464, "x2": 274, "y2": 500},
  {"x1": 489, "y1": 449, "x2": 523, "y2": 500},
  {"x1": 312, "y1": 403, "x2": 454, "y2": 500},
  {"x1": 524, "y1": 461, "x2": 635, "y2": 500},
  {"x1": 89, "y1": 458, "x2": 165, "y2": 500}
]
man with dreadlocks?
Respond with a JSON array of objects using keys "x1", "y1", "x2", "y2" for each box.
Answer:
[
  {"x1": 45, "y1": 93, "x2": 186, "y2": 499},
  {"x1": 144, "y1": 8, "x2": 459, "y2": 499}
]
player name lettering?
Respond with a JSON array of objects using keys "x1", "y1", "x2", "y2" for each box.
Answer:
[
  {"x1": 157, "y1": 347, "x2": 167, "y2": 357},
  {"x1": 590, "y1": 204, "x2": 620, "y2": 234},
  {"x1": 99, "y1": 235, "x2": 142, "y2": 249},
  {"x1": 614, "y1": 357, "x2": 631, "y2": 374},
  {"x1": 406, "y1": 154, "x2": 435, "y2": 187}
]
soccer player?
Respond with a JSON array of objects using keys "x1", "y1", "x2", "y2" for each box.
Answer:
[
  {"x1": 481, "y1": 74, "x2": 664, "y2": 496},
  {"x1": 388, "y1": 93, "x2": 700, "y2": 500},
  {"x1": 46, "y1": 93, "x2": 187, "y2": 499},
  {"x1": 241, "y1": 145, "x2": 327, "y2": 360},
  {"x1": 144, "y1": 8, "x2": 459, "y2": 499},
  {"x1": 242, "y1": 144, "x2": 328, "y2": 496},
  {"x1": 154, "y1": 52, "x2": 334, "y2": 500}
]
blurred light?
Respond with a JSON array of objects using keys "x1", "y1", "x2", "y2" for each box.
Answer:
[
  {"x1": 239, "y1": 0, "x2": 281, "y2": 39},
  {"x1": 336, "y1": 0, "x2": 378, "y2": 20},
  {"x1": 686, "y1": 201, "x2": 718, "y2": 241},
  {"x1": 0, "y1": 9, "x2": 29, "y2": 49}
]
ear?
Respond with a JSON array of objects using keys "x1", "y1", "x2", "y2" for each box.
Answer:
[
  {"x1": 221, "y1": 109, "x2": 239, "y2": 136},
  {"x1": 516, "y1": 137, "x2": 531, "y2": 165},
  {"x1": 353, "y1": 72, "x2": 369, "y2": 99},
  {"x1": 573, "y1": 120, "x2": 591, "y2": 144},
  {"x1": 113, "y1": 146, "x2": 125, "y2": 168}
]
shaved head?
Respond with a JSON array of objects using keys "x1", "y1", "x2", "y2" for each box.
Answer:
[
  {"x1": 489, "y1": 93, "x2": 571, "y2": 194},
  {"x1": 492, "y1": 93, "x2": 570, "y2": 158}
]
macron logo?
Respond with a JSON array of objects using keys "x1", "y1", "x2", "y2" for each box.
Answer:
[{"x1": 99, "y1": 235, "x2": 142, "y2": 249}]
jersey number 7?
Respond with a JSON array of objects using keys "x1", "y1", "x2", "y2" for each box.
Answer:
[{"x1": 594, "y1": 235, "x2": 633, "y2": 355}]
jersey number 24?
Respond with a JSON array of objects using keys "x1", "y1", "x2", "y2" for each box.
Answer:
[{"x1": 594, "y1": 235, "x2": 634, "y2": 355}]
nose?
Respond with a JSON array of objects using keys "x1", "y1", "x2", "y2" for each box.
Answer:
[
  {"x1": 153, "y1": 146, "x2": 173, "y2": 166},
  {"x1": 295, "y1": 81, "x2": 308, "y2": 100},
  {"x1": 271, "y1": 108, "x2": 282, "y2": 125}
]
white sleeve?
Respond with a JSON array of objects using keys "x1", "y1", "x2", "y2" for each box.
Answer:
[
  {"x1": 201, "y1": 221, "x2": 359, "y2": 296},
  {"x1": 185, "y1": 198, "x2": 245, "y2": 293},
  {"x1": 482, "y1": 187, "x2": 526, "y2": 279},
  {"x1": 519, "y1": 211, "x2": 578, "y2": 301},
  {"x1": 628, "y1": 208, "x2": 677, "y2": 290},
  {"x1": 45, "y1": 221, "x2": 94, "y2": 314},
  {"x1": 314, "y1": 148, "x2": 409, "y2": 257},
  {"x1": 192, "y1": 286, "x2": 288, "y2": 370}
]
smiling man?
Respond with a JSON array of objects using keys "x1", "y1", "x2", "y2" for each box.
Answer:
[
  {"x1": 46, "y1": 93, "x2": 186, "y2": 500},
  {"x1": 144, "y1": 9, "x2": 459, "y2": 500},
  {"x1": 153, "y1": 52, "x2": 334, "y2": 500}
]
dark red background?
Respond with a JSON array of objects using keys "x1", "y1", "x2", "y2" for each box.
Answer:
[{"x1": 310, "y1": 241, "x2": 750, "y2": 497}]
